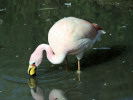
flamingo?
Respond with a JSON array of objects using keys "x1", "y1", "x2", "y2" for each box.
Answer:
[{"x1": 28, "y1": 17, "x2": 105, "y2": 76}]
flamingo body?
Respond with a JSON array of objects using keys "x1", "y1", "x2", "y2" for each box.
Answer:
[{"x1": 49, "y1": 17, "x2": 97, "y2": 56}]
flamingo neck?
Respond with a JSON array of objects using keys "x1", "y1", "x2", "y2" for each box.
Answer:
[{"x1": 36, "y1": 44, "x2": 66, "y2": 64}]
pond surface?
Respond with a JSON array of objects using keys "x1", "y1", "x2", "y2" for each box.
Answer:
[{"x1": 0, "y1": 0, "x2": 133, "y2": 100}]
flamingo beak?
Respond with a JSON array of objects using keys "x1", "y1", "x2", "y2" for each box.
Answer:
[{"x1": 28, "y1": 64, "x2": 36, "y2": 76}]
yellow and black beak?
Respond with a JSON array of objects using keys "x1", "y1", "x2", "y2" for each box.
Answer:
[{"x1": 28, "y1": 64, "x2": 36, "y2": 76}]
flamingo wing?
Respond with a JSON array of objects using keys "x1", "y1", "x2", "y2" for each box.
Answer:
[{"x1": 48, "y1": 17, "x2": 98, "y2": 56}]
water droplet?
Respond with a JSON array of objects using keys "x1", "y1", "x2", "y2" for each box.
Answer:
[
  {"x1": 16, "y1": 55, "x2": 19, "y2": 58},
  {"x1": 42, "y1": 4, "x2": 45, "y2": 6},
  {"x1": 28, "y1": 48, "x2": 31, "y2": 50},
  {"x1": 64, "y1": 3, "x2": 71, "y2": 6},
  {"x1": 122, "y1": 26, "x2": 126, "y2": 28},
  {"x1": 64, "y1": 3, "x2": 71, "y2": 7},
  {"x1": 116, "y1": 2, "x2": 120, "y2": 5},
  {"x1": 122, "y1": 60, "x2": 126, "y2": 63},
  {"x1": 46, "y1": 19, "x2": 51, "y2": 21},
  {"x1": 73, "y1": 78, "x2": 75, "y2": 80}
]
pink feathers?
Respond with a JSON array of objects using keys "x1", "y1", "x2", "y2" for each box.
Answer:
[{"x1": 29, "y1": 17, "x2": 105, "y2": 68}]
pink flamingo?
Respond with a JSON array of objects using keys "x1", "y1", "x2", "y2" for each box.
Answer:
[{"x1": 28, "y1": 17, "x2": 105, "y2": 76}]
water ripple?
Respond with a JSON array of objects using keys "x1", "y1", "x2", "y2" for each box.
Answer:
[{"x1": 0, "y1": 74, "x2": 28, "y2": 84}]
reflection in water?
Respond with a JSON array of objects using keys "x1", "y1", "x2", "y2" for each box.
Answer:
[
  {"x1": 31, "y1": 87, "x2": 44, "y2": 100},
  {"x1": 28, "y1": 77, "x2": 67, "y2": 100},
  {"x1": 49, "y1": 89, "x2": 67, "y2": 100}
]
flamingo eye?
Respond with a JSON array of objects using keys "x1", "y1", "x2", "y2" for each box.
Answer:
[{"x1": 31, "y1": 63, "x2": 36, "y2": 66}]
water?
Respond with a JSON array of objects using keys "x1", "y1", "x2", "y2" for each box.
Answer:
[{"x1": 0, "y1": 0, "x2": 133, "y2": 100}]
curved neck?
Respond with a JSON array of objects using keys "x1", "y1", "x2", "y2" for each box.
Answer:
[{"x1": 36, "y1": 44, "x2": 66, "y2": 64}]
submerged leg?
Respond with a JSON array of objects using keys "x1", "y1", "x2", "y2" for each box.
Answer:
[
  {"x1": 65, "y1": 56, "x2": 69, "y2": 71},
  {"x1": 78, "y1": 70, "x2": 80, "y2": 81},
  {"x1": 77, "y1": 59, "x2": 81, "y2": 81}
]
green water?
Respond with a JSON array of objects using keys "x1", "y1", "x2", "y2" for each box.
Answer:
[{"x1": 0, "y1": 0, "x2": 133, "y2": 100}]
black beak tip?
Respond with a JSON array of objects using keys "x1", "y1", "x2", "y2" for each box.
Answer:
[{"x1": 29, "y1": 73, "x2": 36, "y2": 77}]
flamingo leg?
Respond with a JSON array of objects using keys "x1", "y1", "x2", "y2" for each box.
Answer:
[
  {"x1": 77, "y1": 60, "x2": 81, "y2": 81},
  {"x1": 65, "y1": 56, "x2": 69, "y2": 71},
  {"x1": 76, "y1": 52, "x2": 83, "y2": 72},
  {"x1": 78, "y1": 60, "x2": 80, "y2": 71},
  {"x1": 77, "y1": 60, "x2": 81, "y2": 82}
]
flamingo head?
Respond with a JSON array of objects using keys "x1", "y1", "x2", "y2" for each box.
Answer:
[
  {"x1": 28, "y1": 51, "x2": 43, "y2": 76},
  {"x1": 28, "y1": 63, "x2": 37, "y2": 76}
]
